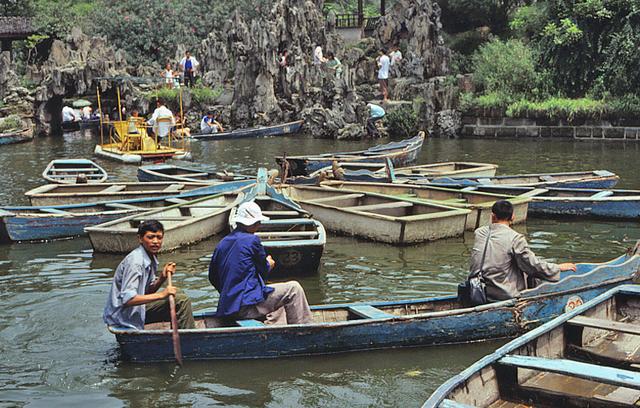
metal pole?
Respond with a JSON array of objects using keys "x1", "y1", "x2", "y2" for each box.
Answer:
[
  {"x1": 96, "y1": 86, "x2": 104, "y2": 145},
  {"x1": 116, "y1": 86, "x2": 123, "y2": 122}
]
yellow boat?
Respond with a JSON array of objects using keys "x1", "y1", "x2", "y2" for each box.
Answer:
[{"x1": 93, "y1": 81, "x2": 191, "y2": 164}]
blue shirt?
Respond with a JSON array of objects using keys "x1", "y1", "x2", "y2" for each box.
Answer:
[
  {"x1": 369, "y1": 104, "x2": 385, "y2": 119},
  {"x1": 208, "y1": 229, "x2": 274, "y2": 317},
  {"x1": 103, "y1": 246, "x2": 158, "y2": 329},
  {"x1": 185, "y1": 58, "x2": 193, "y2": 71}
]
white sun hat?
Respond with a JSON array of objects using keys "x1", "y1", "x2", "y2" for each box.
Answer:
[{"x1": 234, "y1": 201, "x2": 269, "y2": 226}]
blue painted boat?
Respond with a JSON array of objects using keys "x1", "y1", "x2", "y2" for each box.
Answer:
[
  {"x1": 0, "y1": 128, "x2": 33, "y2": 145},
  {"x1": 190, "y1": 119, "x2": 304, "y2": 140},
  {"x1": 275, "y1": 132, "x2": 426, "y2": 176},
  {"x1": 422, "y1": 169, "x2": 619, "y2": 189},
  {"x1": 424, "y1": 279, "x2": 640, "y2": 408},
  {"x1": 228, "y1": 174, "x2": 326, "y2": 277},
  {"x1": 137, "y1": 164, "x2": 254, "y2": 184},
  {"x1": 108, "y1": 243, "x2": 640, "y2": 362},
  {"x1": 457, "y1": 185, "x2": 640, "y2": 219}
]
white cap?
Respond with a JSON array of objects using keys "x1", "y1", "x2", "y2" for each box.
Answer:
[{"x1": 234, "y1": 201, "x2": 269, "y2": 226}]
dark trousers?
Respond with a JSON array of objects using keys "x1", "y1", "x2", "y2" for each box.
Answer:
[
  {"x1": 145, "y1": 291, "x2": 196, "y2": 329},
  {"x1": 184, "y1": 71, "x2": 195, "y2": 87},
  {"x1": 367, "y1": 116, "x2": 383, "y2": 138}
]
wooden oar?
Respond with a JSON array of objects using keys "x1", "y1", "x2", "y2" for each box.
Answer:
[{"x1": 166, "y1": 273, "x2": 183, "y2": 366}]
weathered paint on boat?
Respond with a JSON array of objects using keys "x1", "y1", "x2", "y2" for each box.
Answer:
[
  {"x1": 320, "y1": 181, "x2": 530, "y2": 231},
  {"x1": 42, "y1": 159, "x2": 108, "y2": 184},
  {"x1": 191, "y1": 119, "x2": 304, "y2": 140},
  {"x1": 0, "y1": 128, "x2": 33, "y2": 145},
  {"x1": 424, "y1": 170, "x2": 619, "y2": 189},
  {"x1": 279, "y1": 185, "x2": 470, "y2": 244},
  {"x1": 137, "y1": 164, "x2": 253, "y2": 184},
  {"x1": 275, "y1": 132, "x2": 426, "y2": 176},
  {"x1": 108, "y1": 247, "x2": 640, "y2": 362},
  {"x1": 423, "y1": 260, "x2": 640, "y2": 408},
  {"x1": 85, "y1": 190, "x2": 246, "y2": 253}
]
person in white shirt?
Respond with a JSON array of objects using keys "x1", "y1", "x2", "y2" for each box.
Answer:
[
  {"x1": 81, "y1": 106, "x2": 93, "y2": 120},
  {"x1": 200, "y1": 111, "x2": 224, "y2": 134},
  {"x1": 162, "y1": 63, "x2": 175, "y2": 89},
  {"x1": 147, "y1": 99, "x2": 175, "y2": 137},
  {"x1": 313, "y1": 45, "x2": 326, "y2": 65},
  {"x1": 377, "y1": 49, "x2": 391, "y2": 103},
  {"x1": 389, "y1": 45, "x2": 403, "y2": 78},
  {"x1": 62, "y1": 106, "x2": 78, "y2": 123},
  {"x1": 179, "y1": 51, "x2": 199, "y2": 88}
]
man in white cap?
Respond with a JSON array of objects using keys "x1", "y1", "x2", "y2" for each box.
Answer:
[{"x1": 208, "y1": 201, "x2": 313, "y2": 325}]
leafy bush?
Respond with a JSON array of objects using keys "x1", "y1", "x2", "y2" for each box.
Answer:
[
  {"x1": 144, "y1": 85, "x2": 221, "y2": 107},
  {"x1": 0, "y1": 115, "x2": 23, "y2": 133},
  {"x1": 191, "y1": 86, "x2": 222, "y2": 105},
  {"x1": 510, "y1": 4, "x2": 549, "y2": 40},
  {"x1": 506, "y1": 97, "x2": 606, "y2": 120},
  {"x1": 385, "y1": 105, "x2": 419, "y2": 138},
  {"x1": 458, "y1": 92, "x2": 511, "y2": 113},
  {"x1": 605, "y1": 95, "x2": 640, "y2": 118}
]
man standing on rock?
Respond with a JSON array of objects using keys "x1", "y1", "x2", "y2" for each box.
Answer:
[
  {"x1": 179, "y1": 51, "x2": 199, "y2": 88},
  {"x1": 377, "y1": 49, "x2": 391, "y2": 103}
]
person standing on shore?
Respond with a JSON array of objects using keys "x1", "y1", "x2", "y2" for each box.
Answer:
[
  {"x1": 376, "y1": 49, "x2": 391, "y2": 103},
  {"x1": 179, "y1": 51, "x2": 199, "y2": 88}
]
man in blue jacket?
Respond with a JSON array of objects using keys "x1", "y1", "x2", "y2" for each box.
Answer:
[{"x1": 208, "y1": 201, "x2": 313, "y2": 325}]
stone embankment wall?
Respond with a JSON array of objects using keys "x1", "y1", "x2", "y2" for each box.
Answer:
[{"x1": 461, "y1": 114, "x2": 640, "y2": 141}]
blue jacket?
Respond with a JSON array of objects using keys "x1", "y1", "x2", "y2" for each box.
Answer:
[{"x1": 208, "y1": 229, "x2": 274, "y2": 317}]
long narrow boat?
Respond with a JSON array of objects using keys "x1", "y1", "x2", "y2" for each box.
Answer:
[
  {"x1": 229, "y1": 181, "x2": 326, "y2": 277},
  {"x1": 0, "y1": 127, "x2": 33, "y2": 145},
  {"x1": 424, "y1": 282, "x2": 640, "y2": 408},
  {"x1": 459, "y1": 185, "x2": 640, "y2": 219},
  {"x1": 25, "y1": 181, "x2": 211, "y2": 206},
  {"x1": 275, "y1": 132, "x2": 426, "y2": 176},
  {"x1": 422, "y1": 169, "x2": 619, "y2": 189},
  {"x1": 320, "y1": 180, "x2": 530, "y2": 231},
  {"x1": 85, "y1": 190, "x2": 247, "y2": 253},
  {"x1": 190, "y1": 119, "x2": 304, "y2": 140},
  {"x1": 107, "y1": 243, "x2": 640, "y2": 362},
  {"x1": 278, "y1": 185, "x2": 470, "y2": 244},
  {"x1": 137, "y1": 164, "x2": 253, "y2": 184},
  {"x1": 42, "y1": 159, "x2": 108, "y2": 184}
]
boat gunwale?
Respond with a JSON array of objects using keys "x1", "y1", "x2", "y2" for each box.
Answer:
[{"x1": 190, "y1": 119, "x2": 304, "y2": 140}]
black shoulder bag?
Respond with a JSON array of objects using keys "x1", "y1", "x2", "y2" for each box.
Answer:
[{"x1": 458, "y1": 228, "x2": 491, "y2": 306}]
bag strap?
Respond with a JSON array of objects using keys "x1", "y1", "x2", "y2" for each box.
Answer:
[{"x1": 476, "y1": 226, "x2": 492, "y2": 279}]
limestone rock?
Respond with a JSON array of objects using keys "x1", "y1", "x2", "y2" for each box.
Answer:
[{"x1": 434, "y1": 109, "x2": 461, "y2": 138}]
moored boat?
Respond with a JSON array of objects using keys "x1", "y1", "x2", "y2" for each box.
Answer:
[
  {"x1": 279, "y1": 184, "x2": 470, "y2": 244},
  {"x1": 275, "y1": 132, "x2": 426, "y2": 176},
  {"x1": 108, "y1": 243, "x2": 640, "y2": 362},
  {"x1": 137, "y1": 164, "x2": 253, "y2": 184},
  {"x1": 423, "y1": 169, "x2": 619, "y2": 189},
  {"x1": 85, "y1": 191, "x2": 246, "y2": 253},
  {"x1": 190, "y1": 119, "x2": 304, "y2": 140},
  {"x1": 42, "y1": 159, "x2": 108, "y2": 184},
  {"x1": 424, "y1": 280, "x2": 640, "y2": 408},
  {"x1": 320, "y1": 180, "x2": 530, "y2": 231},
  {"x1": 229, "y1": 181, "x2": 325, "y2": 277},
  {"x1": 0, "y1": 127, "x2": 33, "y2": 145}
]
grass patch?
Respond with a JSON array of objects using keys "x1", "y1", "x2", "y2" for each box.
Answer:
[{"x1": 0, "y1": 115, "x2": 23, "y2": 132}]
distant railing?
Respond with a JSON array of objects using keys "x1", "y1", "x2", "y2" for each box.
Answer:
[{"x1": 333, "y1": 13, "x2": 381, "y2": 32}]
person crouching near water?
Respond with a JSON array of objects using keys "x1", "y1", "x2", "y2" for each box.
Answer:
[
  {"x1": 208, "y1": 201, "x2": 313, "y2": 325},
  {"x1": 103, "y1": 220, "x2": 195, "y2": 330}
]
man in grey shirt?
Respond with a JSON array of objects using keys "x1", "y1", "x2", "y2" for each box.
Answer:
[
  {"x1": 103, "y1": 220, "x2": 195, "y2": 330},
  {"x1": 469, "y1": 200, "x2": 576, "y2": 301}
]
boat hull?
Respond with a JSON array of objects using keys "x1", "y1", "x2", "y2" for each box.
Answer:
[
  {"x1": 0, "y1": 128, "x2": 33, "y2": 145},
  {"x1": 94, "y1": 144, "x2": 192, "y2": 164},
  {"x1": 529, "y1": 198, "x2": 640, "y2": 219},
  {"x1": 111, "y1": 253, "x2": 640, "y2": 362},
  {"x1": 191, "y1": 120, "x2": 304, "y2": 140}
]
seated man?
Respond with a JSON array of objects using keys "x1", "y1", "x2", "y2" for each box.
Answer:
[
  {"x1": 103, "y1": 220, "x2": 195, "y2": 330},
  {"x1": 200, "y1": 111, "x2": 224, "y2": 134},
  {"x1": 62, "y1": 105, "x2": 78, "y2": 123},
  {"x1": 147, "y1": 98, "x2": 175, "y2": 138},
  {"x1": 468, "y1": 200, "x2": 576, "y2": 302},
  {"x1": 208, "y1": 201, "x2": 313, "y2": 325},
  {"x1": 366, "y1": 103, "x2": 385, "y2": 138}
]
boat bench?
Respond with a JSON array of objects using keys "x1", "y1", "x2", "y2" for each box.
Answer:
[
  {"x1": 307, "y1": 193, "x2": 365, "y2": 203},
  {"x1": 261, "y1": 210, "x2": 300, "y2": 216},
  {"x1": 348, "y1": 305, "x2": 395, "y2": 319},
  {"x1": 255, "y1": 231, "x2": 318, "y2": 238},
  {"x1": 498, "y1": 355, "x2": 640, "y2": 389},
  {"x1": 51, "y1": 167, "x2": 102, "y2": 172},
  {"x1": 101, "y1": 185, "x2": 127, "y2": 193},
  {"x1": 567, "y1": 315, "x2": 640, "y2": 336},
  {"x1": 104, "y1": 202, "x2": 142, "y2": 210},
  {"x1": 40, "y1": 208, "x2": 71, "y2": 215},
  {"x1": 346, "y1": 201, "x2": 413, "y2": 212},
  {"x1": 261, "y1": 218, "x2": 314, "y2": 225},
  {"x1": 236, "y1": 319, "x2": 265, "y2": 327},
  {"x1": 163, "y1": 184, "x2": 185, "y2": 192},
  {"x1": 166, "y1": 198, "x2": 189, "y2": 204},
  {"x1": 591, "y1": 191, "x2": 614, "y2": 199}
]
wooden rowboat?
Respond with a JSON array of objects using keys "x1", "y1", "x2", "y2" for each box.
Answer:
[
  {"x1": 85, "y1": 191, "x2": 247, "y2": 253},
  {"x1": 229, "y1": 182, "x2": 325, "y2": 277},
  {"x1": 275, "y1": 132, "x2": 426, "y2": 176},
  {"x1": 320, "y1": 181, "x2": 530, "y2": 231},
  {"x1": 42, "y1": 159, "x2": 108, "y2": 184},
  {"x1": 0, "y1": 127, "x2": 33, "y2": 145},
  {"x1": 137, "y1": 164, "x2": 253, "y2": 184},
  {"x1": 190, "y1": 119, "x2": 304, "y2": 140},
  {"x1": 107, "y1": 243, "x2": 640, "y2": 362},
  {"x1": 278, "y1": 184, "x2": 470, "y2": 244},
  {"x1": 25, "y1": 181, "x2": 211, "y2": 206},
  {"x1": 422, "y1": 169, "x2": 620, "y2": 189},
  {"x1": 459, "y1": 185, "x2": 640, "y2": 219},
  {"x1": 424, "y1": 281, "x2": 640, "y2": 408}
]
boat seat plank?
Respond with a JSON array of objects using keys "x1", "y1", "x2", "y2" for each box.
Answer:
[
  {"x1": 50, "y1": 167, "x2": 103, "y2": 172},
  {"x1": 518, "y1": 188, "x2": 548, "y2": 198},
  {"x1": 166, "y1": 198, "x2": 189, "y2": 204},
  {"x1": 261, "y1": 218, "x2": 315, "y2": 225},
  {"x1": 101, "y1": 185, "x2": 127, "y2": 193},
  {"x1": 132, "y1": 216, "x2": 192, "y2": 221},
  {"x1": 540, "y1": 175, "x2": 556, "y2": 182},
  {"x1": 307, "y1": 193, "x2": 365, "y2": 203},
  {"x1": 348, "y1": 305, "x2": 395, "y2": 319},
  {"x1": 181, "y1": 172, "x2": 209, "y2": 177},
  {"x1": 39, "y1": 208, "x2": 70, "y2": 215},
  {"x1": 104, "y1": 203, "x2": 142, "y2": 210},
  {"x1": 255, "y1": 231, "x2": 318, "y2": 237},
  {"x1": 345, "y1": 201, "x2": 413, "y2": 211},
  {"x1": 460, "y1": 186, "x2": 477, "y2": 192},
  {"x1": 261, "y1": 210, "x2": 300, "y2": 216},
  {"x1": 184, "y1": 205, "x2": 227, "y2": 208},
  {"x1": 163, "y1": 184, "x2": 186, "y2": 192},
  {"x1": 498, "y1": 355, "x2": 640, "y2": 389},
  {"x1": 236, "y1": 319, "x2": 265, "y2": 327},
  {"x1": 591, "y1": 191, "x2": 615, "y2": 199},
  {"x1": 568, "y1": 316, "x2": 640, "y2": 336}
]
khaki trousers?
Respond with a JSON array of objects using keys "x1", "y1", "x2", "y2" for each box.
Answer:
[
  {"x1": 146, "y1": 291, "x2": 196, "y2": 329},
  {"x1": 238, "y1": 281, "x2": 313, "y2": 325}
]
